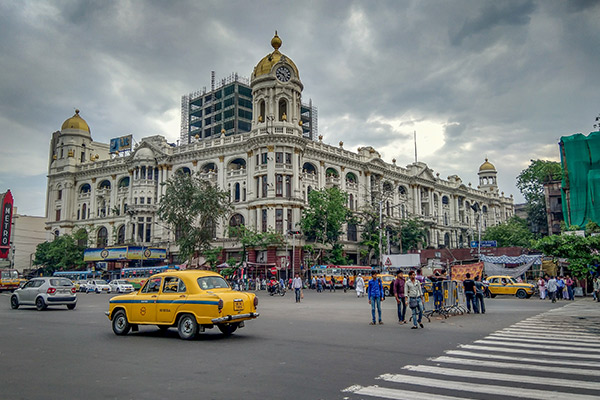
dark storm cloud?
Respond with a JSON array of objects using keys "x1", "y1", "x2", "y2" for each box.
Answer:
[{"x1": 0, "y1": 0, "x2": 599, "y2": 215}]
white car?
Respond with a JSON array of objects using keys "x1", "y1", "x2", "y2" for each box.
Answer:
[
  {"x1": 86, "y1": 280, "x2": 111, "y2": 293},
  {"x1": 109, "y1": 279, "x2": 134, "y2": 293}
]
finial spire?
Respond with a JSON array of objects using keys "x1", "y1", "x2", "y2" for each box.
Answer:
[{"x1": 271, "y1": 31, "x2": 282, "y2": 51}]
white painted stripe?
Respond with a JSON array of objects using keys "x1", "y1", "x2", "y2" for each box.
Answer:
[
  {"x1": 496, "y1": 329, "x2": 599, "y2": 340},
  {"x1": 487, "y1": 334, "x2": 600, "y2": 346},
  {"x1": 445, "y1": 350, "x2": 600, "y2": 368},
  {"x1": 342, "y1": 385, "x2": 474, "y2": 400},
  {"x1": 459, "y1": 344, "x2": 600, "y2": 359},
  {"x1": 403, "y1": 364, "x2": 600, "y2": 390},
  {"x1": 432, "y1": 356, "x2": 600, "y2": 377},
  {"x1": 493, "y1": 331, "x2": 600, "y2": 342},
  {"x1": 475, "y1": 339, "x2": 600, "y2": 352},
  {"x1": 499, "y1": 328, "x2": 598, "y2": 338},
  {"x1": 378, "y1": 373, "x2": 594, "y2": 400},
  {"x1": 513, "y1": 323, "x2": 591, "y2": 332}
]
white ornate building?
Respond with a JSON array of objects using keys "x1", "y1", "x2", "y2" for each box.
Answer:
[{"x1": 45, "y1": 33, "x2": 514, "y2": 268}]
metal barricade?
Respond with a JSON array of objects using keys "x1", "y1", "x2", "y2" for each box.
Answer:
[{"x1": 442, "y1": 280, "x2": 467, "y2": 315}]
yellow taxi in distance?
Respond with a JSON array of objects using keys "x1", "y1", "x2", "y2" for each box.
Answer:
[
  {"x1": 487, "y1": 275, "x2": 535, "y2": 299},
  {"x1": 106, "y1": 270, "x2": 259, "y2": 339}
]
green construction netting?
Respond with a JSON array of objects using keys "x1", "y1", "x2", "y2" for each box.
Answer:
[{"x1": 560, "y1": 131, "x2": 600, "y2": 227}]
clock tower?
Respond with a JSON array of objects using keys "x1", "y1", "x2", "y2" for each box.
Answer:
[{"x1": 251, "y1": 32, "x2": 303, "y2": 135}]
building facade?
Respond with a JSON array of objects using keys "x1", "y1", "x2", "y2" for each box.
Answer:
[{"x1": 45, "y1": 33, "x2": 514, "y2": 268}]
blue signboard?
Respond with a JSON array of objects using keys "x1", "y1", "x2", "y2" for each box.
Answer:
[{"x1": 470, "y1": 240, "x2": 497, "y2": 248}]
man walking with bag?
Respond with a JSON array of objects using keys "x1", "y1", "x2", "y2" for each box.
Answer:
[
  {"x1": 405, "y1": 270, "x2": 425, "y2": 329},
  {"x1": 292, "y1": 273, "x2": 303, "y2": 303}
]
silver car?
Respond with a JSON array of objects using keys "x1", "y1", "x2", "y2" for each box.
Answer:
[
  {"x1": 11, "y1": 277, "x2": 77, "y2": 311},
  {"x1": 108, "y1": 279, "x2": 135, "y2": 293}
]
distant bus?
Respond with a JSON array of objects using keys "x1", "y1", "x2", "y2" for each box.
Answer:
[
  {"x1": 120, "y1": 265, "x2": 180, "y2": 289},
  {"x1": 53, "y1": 270, "x2": 102, "y2": 281},
  {"x1": 0, "y1": 269, "x2": 19, "y2": 292},
  {"x1": 310, "y1": 265, "x2": 375, "y2": 287}
]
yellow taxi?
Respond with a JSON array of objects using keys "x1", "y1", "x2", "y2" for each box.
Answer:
[
  {"x1": 487, "y1": 275, "x2": 535, "y2": 299},
  {"x1": 106, "y1": 270, "x2": 259, "y2": 339}
]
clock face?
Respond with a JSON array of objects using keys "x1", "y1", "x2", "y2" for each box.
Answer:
[{"x1": 275, "y1": 66, "x2": 291, "y2": 82}]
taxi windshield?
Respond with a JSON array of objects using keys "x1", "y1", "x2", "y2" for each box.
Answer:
[{"x1": 197, "y1": 276, "x2": 230, "y2": 290}]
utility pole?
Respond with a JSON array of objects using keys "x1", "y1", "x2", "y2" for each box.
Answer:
[{"x1": 379, "y1": 200, "x2": 383, "y2": 270}]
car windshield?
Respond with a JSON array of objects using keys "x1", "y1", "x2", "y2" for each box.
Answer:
[
  {"x1": 50, "y1": 278, "x2": 73, "y2": 287},
  {"x1": 197, "y1": 276, "x2": 230, "y2": 290}
]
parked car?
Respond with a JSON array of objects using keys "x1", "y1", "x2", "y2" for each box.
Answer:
[
  {"x1": 109, "y1": 280, "x2": 135, "y2": 293},
  {"x1": 74, "y1": 280, "x2": 89, "y2": 292},
  {"x1": 106, "y1": 270, "x2": 259, "y2": 339},
  {"x1": 86, "y1": 280, "x2": 111, "y2": 293},
  {"x1": 487, "y1": 275, "x2": 535, "y2": 299},
  {"x1": 11, "y1": 277, "x2": 77, "y2": 311}
]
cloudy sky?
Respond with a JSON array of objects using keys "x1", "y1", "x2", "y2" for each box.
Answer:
[{"x1": 1, "y1": 0, "x2": 598, "y2": 217}]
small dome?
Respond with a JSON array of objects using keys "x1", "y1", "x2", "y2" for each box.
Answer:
[
  {"x1": 479, "y1": 158, "x2": 496, "y2": 172},
  {"x1": 253, "y1": 32, "x2": 299, "y2": 79},
  {"x1": 61, "y1": 109, "x2": 90, "y2": 133},
  {"x1": 133, "y1": 147, "x2": 155, "y2": 161}
]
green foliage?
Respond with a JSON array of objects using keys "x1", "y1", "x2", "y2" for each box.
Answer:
[
  {"x1": 585, "y1": 221, "x2": 600, "y2": 235},
  {"x1": 325, "y1": 243, "x2": 349, "y2": 265},
  {"x1": 516, "y1": 160, "x2": 562, "y2": 236},
  {"x1": 482, "y1": 216, "x2": 534, "y2": 247},
  {"x1": 33, "y1": 230, "x2": 88, "y2": 274},
  {"x1": 397, "y1": 217, "x2": 427, "y2": 253},
  {"x1": 301, "y1": 187, "x2": 352, "y2": 263},
  {"x1": 227, "y1": 225, "x2": 285, "y2": 270},
  {"x1": 202, "y1": 246, "x2": 223, "y2": 271},
  {"x1": 157, "y1": 171, "x2": 231, "y2": 261},
  {"x1": 532, "y1": 234, "x2": 600, "y2": 279}
]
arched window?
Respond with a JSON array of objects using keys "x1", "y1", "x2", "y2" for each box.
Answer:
[
  {"x1": 228, "y1": 158, "x2": 246, "y2": 170},
  {"x1": 383, "y1": 181, "x2": 393, "y2": 193},
  {"x1": 442, "y1": 195, "x2": 449, "y2": 205},
  {"x1": 176, "y1": 167, "x2": 191, "y2": 176},
  {"x1": 118, "y1": 177, "x2": 130, "y2": 188},
  {"x1": 54, "y1": 230, "x2": 60, "y2": 239},
  {"x1": 99, "y1": 180, "x2": 111, "y2": 190},
  {"x1": 97, "y1": 227, "x2": 108, "y2": 248},
  {"x1": 347, "y1": 224, "x2": 357, "y2": 242},
  {"x1": 202, "y1": 163, "x2": 217, "y2": 173},
  {"x1": 116, "y1": 225, "x2": 125, "y2": 245},
  {"x1": 80, "y1": 183, "x2": 91, "y2": 194},
  {"x1": 259, "y1": 100, "x2": 265, "y2": 122},
  {"x1": 234, "y1": 183, "x2": 240, "y2": 202},
  {"x1": 346, "y1": 172, "x2": 357, "y2": 184},
  {"x1": 399, "y1": 185, "x2": 407, "y2": 195},
  {"x1": 325, "y1": 167, "x2": 339, "y2": 178},
  {"x1": 302, "y1": 162, "x2": 317, "y2": 174},
  {"x1": 444, "y1": 233, "x2": 450, "y2": 248},
  {"x1": 349, "y1": 194, "x2": 354, "y2": 211},
  {"x1": 229, "y1": 214, "x2": 245, "y2": 228},
  {"x1": 81, "y1": 204, "x2": 87, "y2": 220},
  {"x1": 482, "y1": 205, "x2": 488, "y2": 213},
  {"x1": 278, "y1": 99, "x2": 287, "y2": 121}
]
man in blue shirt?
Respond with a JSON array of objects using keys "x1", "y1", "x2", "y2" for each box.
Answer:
[{"x1": 368, "y1": 271, "x2": 385, "y2": 325}]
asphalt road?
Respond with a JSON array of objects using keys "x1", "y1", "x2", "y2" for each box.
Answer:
[{"x1": 0, "y1": 289, "x2": 597, "y2": 400}]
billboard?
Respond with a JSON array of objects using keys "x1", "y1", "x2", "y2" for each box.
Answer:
[
  {"x1": 0, "y1": 190, "x2": 14, "y2": 259},
  {"x1": 109, "y1": 135, "x2": 132, "y2": 154},
  {"x1": 84, "y1": 246, "x2": 166, "y2": 262}
]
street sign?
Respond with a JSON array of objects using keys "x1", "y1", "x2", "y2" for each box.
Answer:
[
  {"x1": 470, "y1": 240, "x2": 497, "y2": 248},
  {"x1": 384, "y1": 257, "x2": 392, "y2": 266},
  {"x1": 270, "y1": 267, "x2": 277, "y2": 275}
]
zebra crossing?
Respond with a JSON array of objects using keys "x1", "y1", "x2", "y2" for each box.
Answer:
[{"x1": 343, "y1": 300, "x2": 600, "y2": 399}]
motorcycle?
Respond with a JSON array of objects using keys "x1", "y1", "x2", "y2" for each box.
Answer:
[{"x1": 268, "y1": 282, "x2": 286, "y2": 296}]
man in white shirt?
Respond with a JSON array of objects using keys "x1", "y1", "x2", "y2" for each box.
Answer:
[{"x1": 292, "y1": 273, "x2": 303, "y2": 303}]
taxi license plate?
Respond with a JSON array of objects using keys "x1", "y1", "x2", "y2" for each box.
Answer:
[{"x1": 234, "y1": 300, "x2": 244, "y2": 311}]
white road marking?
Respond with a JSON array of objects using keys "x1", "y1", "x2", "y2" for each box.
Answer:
[
  {"x1": 402, "y1": 364, "x2": 600, "y2": 390},
  {"x1": 342, "y1": 385, "x2": 474, "y2": 400},
  {"x1": 494, "y1": 329, "x2": 598, "y2": 341},
  {"x1": 497, "y1": 328, "x2": 598, "y2": 338},
  {"x1": 377, "y1": 373, "x2": 595, "y2": 400},
  {"x1": 458, "y1": 344, "x2": 600, "y2": 359},
  {"x1": 486, "y1": 334, "x2": 600, "y2": 346},
  {"x1": 474, "y1": 339, "x2": 600, "y2": 352},
  {"x1": 445, "y1": 350, "x2": 600, "y2": 368},
  {"x1": 431, "y1": 356, "x2": 600, "y2": 377}
]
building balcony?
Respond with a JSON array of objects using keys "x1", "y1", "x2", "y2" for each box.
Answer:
[
  {"x1": 199, "y1": 172, "x2": 218, "y2": 182},
  {"x1": 346, "y1": 181, "x2": 358, "y2": 191},
  {"x1": 325, "y1": 176, "x2": 341, "y2": 187},
  {"x1": 301, "y1": 172, "x2": 318, "y2": 185}
]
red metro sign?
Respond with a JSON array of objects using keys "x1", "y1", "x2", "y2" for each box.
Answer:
[{"x1": 0, "y1": 190, "x2": 13, "y2": 259}]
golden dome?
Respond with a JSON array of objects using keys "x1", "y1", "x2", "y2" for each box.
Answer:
[
  {"x1": 61, "y1": 109, "x2": 90, "y2": 133},
  {"x1": 479, "y1": 158, "x2": 496, "y2": 172},
  {"x1": 253, "y1": 31, "x2": 299, "y2": 79}
]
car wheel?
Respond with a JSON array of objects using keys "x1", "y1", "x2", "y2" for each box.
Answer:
[
  {"x1": 177, "y1": 314, "x2": 198, "y2": 340},
  {"x1": 490, "y1": 293, "x2": 497, "y2": 298},
  {"x1": 35, "y1": 297, "x2": 47, "y2": 311},
  {"x1": 67, "y1": 303, "x2": 76, "y2": 310},
  {"x1": 112, "y1": 310, "x2": 131, "y2": 335},
  {"x1": 516, "y1": 289, "x2": 527, "y2": 299},
  {"x1": 96, "y1": 288, "x2": 100, "y2": 294},
  {"x1": 10, "y1": 295, "x2": 19, "y2": 309},
  {"x1": 117, "y1": 288, "x2": 121, "y2": 293},
  {"x1": 384, "y1": 288, "x2": 390, "y2": 297},
  {"x1": 218, "y1": 323, "x2": 238, "y2": 336}
]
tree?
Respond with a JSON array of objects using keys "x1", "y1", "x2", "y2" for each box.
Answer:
[
  {"x1": 482, "y1": 216, "x2": 534, "y2": 247},
  {"x1": 33, "y1": 230, "x2": 88, "y2": 274},
  {"x1": 228, "y1": 225, "x2": 285, "y2": 269},
  {"x1": 396, "y1": 217, "x2": 427, "y2": 253},
  {"x1": 532, "y1": 234, "x2": 600, "y2": 279},
  {"x1": 300, "y1": 187, "x2": 352, "y2": 264},
  {"x1": 516, "y1": 160, "x2": 562, "y2": 236},
  {"x1": 157, "y1": 171, "x2": 231, "y2": 262}
]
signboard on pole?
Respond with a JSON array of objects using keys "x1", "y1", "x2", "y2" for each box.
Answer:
[
  {"x1": 470, "y1": 240, "x2": 497, "y2": 248},
  {"x1": 0, "y1": 190, "x2": 14, "y2": 259}
]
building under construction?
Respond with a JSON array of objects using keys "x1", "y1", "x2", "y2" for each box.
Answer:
[{"x1": 180, "y1": 72, "x2": 317, "y2": 145}]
